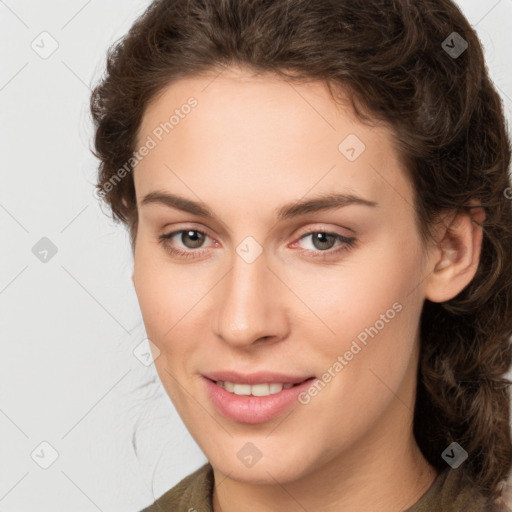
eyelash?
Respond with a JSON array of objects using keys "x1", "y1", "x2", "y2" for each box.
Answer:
[{"x1": 158, "y1": 227, "x2": 357, "y2": 261}]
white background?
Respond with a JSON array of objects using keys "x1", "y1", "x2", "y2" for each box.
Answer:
[{"x1": 1, "y1": 1, "x2": 511, "y2": 510}]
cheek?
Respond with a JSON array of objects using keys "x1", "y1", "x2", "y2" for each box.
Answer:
[
  {"x1": 132, "y1": 238, "x2": 215, "y2": 355},
  {"x1": 288, "y1": 231, "x2": 425, "y2": 380},
  {"x1": 132, "y1": 239, "x2": 180, "y2": 344},
  {"x1": 288, "y1": 239, "x2": 425, "y2": 443}
]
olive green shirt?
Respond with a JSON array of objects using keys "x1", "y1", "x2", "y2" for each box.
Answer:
[{"x1": 140, "y1": 462, "x2": 501, "y2": 511}]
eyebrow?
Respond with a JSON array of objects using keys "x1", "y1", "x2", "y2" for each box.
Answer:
[{"x1": 140, "y1": 190, "x2": 378, "y2": 221}]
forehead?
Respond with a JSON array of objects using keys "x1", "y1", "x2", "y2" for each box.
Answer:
[{"x1": 134, "y1": 68, "x2": 413, "y2": 217}]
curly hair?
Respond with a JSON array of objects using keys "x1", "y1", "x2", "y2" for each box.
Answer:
[{"x1": 89, "y1": 0, "x2": 512, "y2": 503}]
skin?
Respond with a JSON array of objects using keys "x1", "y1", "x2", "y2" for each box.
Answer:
[{"x1": 131, "y1": 66, "x2": 484, "y2": 511}]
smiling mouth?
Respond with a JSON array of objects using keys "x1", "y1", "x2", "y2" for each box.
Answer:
[
  {"x1": 203, "y1": 376, "x2": 317, "y2": 423},
  {"x1": 208, "y1": 377, "x2": 314, "y2": 397}
]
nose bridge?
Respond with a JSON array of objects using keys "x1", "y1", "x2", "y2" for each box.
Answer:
[{"x1": 212, "y1": 244, "x2": 287, "y2": 347}]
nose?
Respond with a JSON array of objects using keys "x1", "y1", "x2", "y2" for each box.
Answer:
[{"x1": 211, "y1": 246, "x2": 290, "y2": 349}]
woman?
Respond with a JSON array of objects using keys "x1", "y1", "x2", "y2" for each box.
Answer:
[{"x1": 89, "y1": 0, "x2": 512, "y2": 510}]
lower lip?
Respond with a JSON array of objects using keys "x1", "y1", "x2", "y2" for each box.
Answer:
[{"x1": 203, "y1": 377, "x2": 316, "y2": 424}]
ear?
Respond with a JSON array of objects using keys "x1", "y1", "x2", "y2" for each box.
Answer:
[{"x1": 424, "y1": 200, "x2": 486, "y2": 303}]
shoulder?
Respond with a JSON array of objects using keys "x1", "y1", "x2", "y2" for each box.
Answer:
[
  {"x1": 407, "y1": 468, "x2": 512, "y2": 512},
  {"x1": 138, "y1": 462, "x2": 214, "y2": 512}
]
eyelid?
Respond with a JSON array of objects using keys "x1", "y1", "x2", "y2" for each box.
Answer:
[
  {"x1": 289, "y1": 230, "x2": 356, "y2": 255},
  {"x1": 160, "y1": 222, "x2": 216, "y2": 240},
  {"x1": 161, "y1": 227, "x2": 217, "y2": 247},
  {"x1": 293, "y1": 223, "x2": 354, "y2": 239}
]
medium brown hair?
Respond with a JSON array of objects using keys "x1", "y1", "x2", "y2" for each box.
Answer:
[{"x1": 90, "y1": 0, "x2": 512, "y2": 503}]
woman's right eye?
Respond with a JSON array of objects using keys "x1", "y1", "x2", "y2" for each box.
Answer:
[{"x1": 158, "y1": 229, "x2": 214, "y2": 259}]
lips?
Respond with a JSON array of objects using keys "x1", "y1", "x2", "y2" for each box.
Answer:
[{"x1": 203, "y1": 375, "x2": 317, "y2": 423}]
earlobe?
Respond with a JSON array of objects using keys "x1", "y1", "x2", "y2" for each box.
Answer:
[{"x1": 424, "y1": 202, "x2": 485, "y2": 303}]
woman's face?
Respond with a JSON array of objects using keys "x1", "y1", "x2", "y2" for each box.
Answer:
[{"x1": 132, "y1": 67, "x2": 433, "y2": 483}]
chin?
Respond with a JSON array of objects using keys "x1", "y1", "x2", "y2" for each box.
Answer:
[{"x1": 209, "y1": 448, "x2": 313, "y2": 485}]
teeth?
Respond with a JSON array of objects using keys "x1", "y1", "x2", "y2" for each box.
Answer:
[{"x1": 217, "y1": 381, "x2": 295, "y2": 396}]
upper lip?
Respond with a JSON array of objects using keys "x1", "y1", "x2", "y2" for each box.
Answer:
[{"x1": 203, "y1": 370, "x2": 315, "y2": 385}]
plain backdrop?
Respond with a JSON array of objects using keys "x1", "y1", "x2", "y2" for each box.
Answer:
[{"x1": 1, "y1": 1, "x2": 511, "y2": 510}]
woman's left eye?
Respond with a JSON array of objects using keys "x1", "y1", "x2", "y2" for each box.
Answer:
[
  {"x1": 158, "y1": 228, "x2": 356, "y2": 260},
  {"x1": 300, "y1": 231, "x2": 355, "y2": 253},
  {"x1": 294, "y1": 231, "x2": 356, "y2": 258}
]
